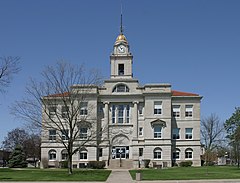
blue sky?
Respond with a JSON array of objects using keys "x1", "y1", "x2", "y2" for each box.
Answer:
[{"x1": 0, "y1": 0, "x2": 240, "y2": 143}]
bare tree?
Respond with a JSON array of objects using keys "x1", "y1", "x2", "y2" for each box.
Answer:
[
  {"x1": 11, "y1": 61, "x2": 104, "y2": 174},
  {"x1": 201, "y1": 114, "x2": 225, "y2": 151},
  {"x1": 2, "y1": 128, "x2": 29, "y2": 152},
  {"x1": 0, "y1": 56, "x2": 20, "y2": 93}
]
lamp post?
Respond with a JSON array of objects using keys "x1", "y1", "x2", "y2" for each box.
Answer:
[
  {"x1": 225, "y1": 151, "x2": 228, "y2": 165},
  {"x1": 119, "y1": 149, "x2": 122, "y2": 167}
]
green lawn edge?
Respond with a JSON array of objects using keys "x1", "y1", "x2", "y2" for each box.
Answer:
[
  {"x1": 129, "y1": 166, "x2": 240, "y2": 180},
  {"x1": 0, "y1": 168, "x2": 111, "y2": 181}
]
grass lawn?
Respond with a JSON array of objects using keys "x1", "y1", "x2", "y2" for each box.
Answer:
[
  {"x1": 129, "y1": 166, "x2": 240, "y2": 180},
  {"x1": 0, "y1": 168, "x2": 111, "y2": 181}
]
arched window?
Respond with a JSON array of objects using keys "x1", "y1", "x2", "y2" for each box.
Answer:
[
  {"x1": 173, "y1": 148, "x2": 180, "y2": 160},
  {"x1": 61, "y1": 149, "x2": 68, "y2": 160},
  {"x1": 153, "y1": 148, "x2": 162, "y2": 159},
  {"x1": 185, "y1": 148, "x2": 193, "y2": 159},
  {"x1": 113, "y1": 84, "x2": 129, "y2": 92},
  {"x1": 49, "y1": 149, "x2": 57, "y2": 160}
]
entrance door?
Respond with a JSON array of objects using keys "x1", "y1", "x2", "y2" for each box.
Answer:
[{"x1": 116, "y1": 147, "x2": 126, "y2": 159}]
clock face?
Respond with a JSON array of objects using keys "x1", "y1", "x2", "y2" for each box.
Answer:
[{"x1": 117, "y1": 45, "x2": 126, "y2": 53}]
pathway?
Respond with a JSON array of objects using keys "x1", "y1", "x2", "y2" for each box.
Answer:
[{"x1": 106, "y1": 169, "x2": 134, "y2": 183}]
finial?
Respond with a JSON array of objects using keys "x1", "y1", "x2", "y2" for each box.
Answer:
[{"x1": 120, "y1": 2, "x2": 123, "y2": 34}]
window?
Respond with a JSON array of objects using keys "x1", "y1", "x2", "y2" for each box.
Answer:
[
  {"x1": 185, "y1": 128, "x2": 193, "y2": 139},
  {"x1": 126, "y1": 105, "x2": 130, "y2": 123},
  {"x1": 49, "y1": 106, "x2": 56, "y2": 117},
  {"x1": 118, "y1": 64, "x2": 124, "y2": 75},
  {"x1": 61, "y1": 150, "x2": 68, "y2": 160},
  {"x1": 185, "y1": 105, "x2": 193, "y2": 117},
  {"x1": 154, "y1": 101, "x2": 162, "y2": 115},
  {"x1": 61, "y1": 106, "x2": 69, "y2": 118},
  {"x1": 49, "y1": 149, "x2": 56, "y2": 160},
  {"x1": 139, "y1": 148, "x2": 143, "y2": 157},
  {"x1": 139, "y1": 127, "x2": 143, "y2": 136},
  {"x1": 98, "y1": 148, "x2": 103, "y2": 157},
  {"x1": 153, "y1": 148, "x2": 162, "y2": 159},
  {"x1": 113, "y1": 84, "x2": 129, "y2": 92},
  {"x1": 154, "y1": 125, "x2": 162, "y2": 138},
  {"x1": 118, "y1": 105, "x2": 124, "y2": 123},
  {"x1": 49, "y1": 129, "x2": 56, "y2": 140},
  {"x1": 173, "y1": 105, "x2": 180, "y2": 117},
  {"x1": 61, "y1": 129, "x2": 69, "y2": 140},
  {"x1": 80, "y1": 151, "x2": 88, "y2": 160},
  {"x1": 98, "y1": 104, "x2": 104, "y2": 116},
  {"x1": 173, "y1": 149, "x2": 180, "y2": 160},
  {"x1": 80, "y1": 102, "x2": 88, "y2": 115},
  {"x1": 185, "y1": 148, "x2": 193, "y2": 159},
  {"x1": 112, "y1": 105, "x2": 116, "y2": 123},
  {"x1": 138, "y1": 103, "x2": 144, "y2": 115},
  {"x1": 111, "y1": 104, "x2": 130, "y2": 124},
  {"x1": 98, "y1": 127, "x2": 103, "y2": 139},
  {"x1": 80, "y1": 127, "x2": 88, "y2": 139},
  {"x1": 172, "y1": 128, "x2": 180, "y2": 139}
]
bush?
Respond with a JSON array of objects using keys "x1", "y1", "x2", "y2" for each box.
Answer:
[
  {"x1": 143, "y1": 159, "x2": 150, "y2": 168},
  {"x1": 59, "y1": 161, "x2": 68, "y2": 168},
  {"x1": 179, "y1": 161, "x2": 193, "y2": 167},
  {"x1": 172, "y1": 162, "x2": 178, "y2": 167},
  {"x1": 88, "y1": 161, "x2": 105, "y2": 169},
  {"x1": 41, "y1": 158, "x2": 49, "y2": 168},
  {"x1": 54, "y1": 161, "x2": 59, "y2": 168},
  {"x1": 205, "y1": 161, "x2": 215, "y2": 166}
]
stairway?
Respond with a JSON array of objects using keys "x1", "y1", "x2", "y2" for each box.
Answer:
[{"x1": 108, "y1": 159, "x2": 133, "y2": 169}]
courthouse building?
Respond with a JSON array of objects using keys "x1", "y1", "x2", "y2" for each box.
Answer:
[{"x1": 41, "y1": 26, "x2": 202, "y2": 169}]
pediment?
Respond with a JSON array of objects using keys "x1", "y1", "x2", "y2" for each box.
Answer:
[{"x1": 150, "y1": 119, "x2": 166, "y2": 128}]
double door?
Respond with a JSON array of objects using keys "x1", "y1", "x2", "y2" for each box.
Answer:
[{"x1": 112, "y1": 146, "x2": 129, "y2": 159}]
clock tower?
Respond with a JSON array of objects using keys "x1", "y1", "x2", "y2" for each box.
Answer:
[{"x1": 110, "y1": 15, "x2": 133, "y2": 79}]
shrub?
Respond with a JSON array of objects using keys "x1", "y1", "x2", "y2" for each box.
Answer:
[
  {"x1": 143, "y1": 159, "x2": 150, "y2": 168},
  {"x1": 54, "y1": 161, "x2": 59, "y2": 168},
  {"x1": 41, "y1": 157, "x2": 49, "y2": 168},
  {"x1": 179, "y1": 161, "x2": 193, "y2": 167},
  {"x1": 205, "y1": 161, "x2": 215, "y2": 166},
  {"x1": 172, "y1": 162, "x2": 178, "y2": 167},
  {"x1": 88, "y1": 161, "x2": 105, "y2": 169},
  {"x1": 59, "y1": 161, "x2": 68, "y2": 168}
]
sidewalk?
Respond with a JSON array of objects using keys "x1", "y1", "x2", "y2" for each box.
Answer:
[
  {"x1": 106, "y1": 169, "x2": 240, "y2": 183},
  {"x1": 106, "y1": 169, "x2": 134, "y2": 183}
]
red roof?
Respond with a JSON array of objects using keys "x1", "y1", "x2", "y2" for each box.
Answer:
[
  {"x1": 48, "y1": 92, "x2": 70, "y2": 97},
  {"x1": 172, "y1": 90, "x2": 199, "y2": 96}
]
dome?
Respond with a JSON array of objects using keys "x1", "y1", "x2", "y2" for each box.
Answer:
[{"x1": 115, "y1": 33, "x2": 128, "y2": 43}]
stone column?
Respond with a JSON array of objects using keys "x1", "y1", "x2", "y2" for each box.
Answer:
[
  {"x1": 103, "y1": 102, "x2": 110, "y2": 166},
  {"x1": 103, "y1": 102, "x2": 109, "y2": 138},
  {"x1": 132, "y1": 101, "x2": 138, "y2": 138}
]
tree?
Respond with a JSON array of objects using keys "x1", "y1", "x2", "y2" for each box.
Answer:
[
  {"x1": 2, "y1": 128, "x2": 29, "y2": 152},
  {"x1": 2, "y1": 128, "x2": 41, "y2": 167},
  {"x1": 0, "y1": 56, "x2": 20, "y2": 93},
  {"x1": 8, "y1": 145, "x2": 27, "y2": 168},
  {"x1": 23, "y1": 133, "x2": 41, "y2": 167},
  {"x1": 201, "y1": 114, "x2": 225, "y2": 151},
  {"x1": 225, "y1": 107, "x2": 240, "y2": 168},
  {"x1": 11, "y1": 61, "x2": 103, "y2": 174}
]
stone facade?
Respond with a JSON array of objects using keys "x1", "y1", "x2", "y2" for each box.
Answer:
[{"x1": 41, "y1": 31, "x2": 202, "y2": 169}]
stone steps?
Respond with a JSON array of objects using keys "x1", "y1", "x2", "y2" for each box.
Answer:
[{"x1": 108, "y1": 159, "x2": 133, "y2": 169}]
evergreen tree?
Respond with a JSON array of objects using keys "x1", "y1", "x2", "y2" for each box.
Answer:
[
  {"x1": 225, "y1": 107, "x2": 240, "y2": 167},
  {"x1": 8, "y1": 145, "x2": 27, "y2": 168}
]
